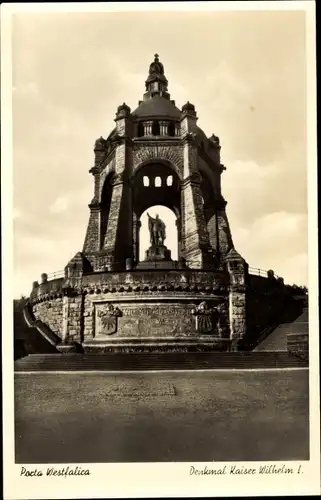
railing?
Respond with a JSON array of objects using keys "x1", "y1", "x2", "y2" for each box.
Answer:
[
  {"x1": 248, "y1": 266, "x2": 281, "y2": 280},
  {"x1": 47, "y1": 270, "x2": 65, "y2": 280},
  {"x1": 44, "y1": 267, "x2": 281, "y2": 282}
]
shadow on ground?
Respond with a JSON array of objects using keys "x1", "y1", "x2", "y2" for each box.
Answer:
[{"x1": 15, "y1": 369, "x2": 309, "y2": 463}]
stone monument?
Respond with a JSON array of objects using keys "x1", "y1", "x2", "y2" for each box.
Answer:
[{"x1": 27, "y1": 54, "x2": 249, "y2": 353}]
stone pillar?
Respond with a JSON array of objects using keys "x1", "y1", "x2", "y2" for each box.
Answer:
[
  {"x1": 144, "y1": 121, "x2": 152, "y2": 136},
  {"x1": 100, "y1": 105, "x2": 133, "y2": 269},
  {"x1": 175, "y1": 216, "x2": 182, "y2": 261},
  {"x1": 225, "y1": 249, "x2": 248, "y2": 351},
  {"x1": 203, "y1": 198, "x2": 233, "y2": 258},
  {"x1": 160, "y1": 121, "x2": 167, "y2": 136},
  {"x1": 203, "y1": 205, "x2": 217, "y2": 252},
  {"x1": 133, "y1": 214, "x2": 141, "y2": 264},
  {"x1": 83, "y1": 295, "x2": 95, "y2": 342},
  {"x1": 61, "y1": 288, "x2": 84, "y2": 346},
  {"x1": 216, "y1": 202, "x2": 234, "y2": 256},
  {"x1": 83, "y1": 202, "x2": 101, "y2": 253},
  {"x1": 62, "y1": 291, "x2": 70, "y2": 343},
  {"x1": 180, "y1": 135, "x2": 212, "y2": 268},
  {"x1": 103, "y1": 172, "x2": 133, "y2": 268}
]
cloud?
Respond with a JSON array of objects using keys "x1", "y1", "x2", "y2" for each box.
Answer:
[
  {"x1": 49, "y1": 196, "x2": 69, "y2": 214},
  {"x1": 232, "y1": 211, "x2": 308, "y2": 284}
]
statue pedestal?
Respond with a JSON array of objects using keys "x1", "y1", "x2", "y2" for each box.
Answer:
[
  {"x1": 145, "y1": 244, "x2": 171, "y2": 262},
  {"x1": 136, "y1": 244, "x2": 176, "y2": 270}
]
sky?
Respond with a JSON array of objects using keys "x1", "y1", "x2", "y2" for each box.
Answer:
[{"x1": 11, "y1": 8, "x2": 309, "y2": 297}]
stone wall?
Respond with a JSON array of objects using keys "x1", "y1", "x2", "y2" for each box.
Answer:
[
  {"x1": 80, "y1": 269, "x2": 227, "y2": 292},
  {"x1": 287, "y1": 333, "x2": 309, "y2": 361},
  {"x1": 83, "y1": 299, "x2": 198, "y2": 341},
  {"x1": 243, "y1": 275, "x2": 298, "y2": 349},
  {"x1": 63, "y1": 295, "x2": 83, "y2": 343},
  {"x1": 33, "y1": 297, "x2": 64, "y2": 338}
]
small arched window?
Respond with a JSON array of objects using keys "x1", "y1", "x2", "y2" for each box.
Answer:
[
  {"x1": 167, "y1": 175, "x2": 173, "y2": 186},
  {"x1": 152, "y1": 121, "x2": 160, "y2": 136},
  {"x1": 143, "y1": 176, "x2": 150, "y2": 187},
  {"x1": 168, "y1": 122, "x2": 176, "y2": 137},
  {"x1": 155, "y1": 176, "x2": 162, "y2": 187}
]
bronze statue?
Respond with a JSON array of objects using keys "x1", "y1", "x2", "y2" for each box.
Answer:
[{"x1": 147, "y1": 212, "x2": 166, "y2": 245}]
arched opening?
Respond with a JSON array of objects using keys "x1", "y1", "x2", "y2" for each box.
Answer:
[
  {"x1": 167, "y1": 175, "x2": 173, "y2": 186},
  {"x1": 152, "y1": 121, "x2": 160, "y2": 136},
  {"x1": 155, "y1": 176, "x2": 162, "y2": 187},
  {"x1": 100, "y1": 173, "x2": 114, "y2": 249},
  {"x1": 139, "y1": 206, "x2": 178, "y2": 262},
  {"x1": 143, "y1": 176, "x2": 150, "y2": 187},
  {"x1": 168, "y1": 122, "x2": 176, "y2": 137},
  {"x1": 137, "y1": 122, "x2": 144, "y2": 137},
  {"x1": 151, "y1": 82, "x2": 159, "y2": 92}
]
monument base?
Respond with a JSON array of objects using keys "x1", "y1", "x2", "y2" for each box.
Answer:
[
  {"x1": 136, "y1": 260, "x2": 178, "y2": 270},
  {"x1": 82, "y1": 337, "x2": 232, "y2": 353},
  {"x1": 145, "y1": 244, "x2": 172, "y2": 261}
]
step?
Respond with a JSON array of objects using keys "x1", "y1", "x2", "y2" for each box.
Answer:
[{"x1": 14, "y1": 352, "x2": 308, "y2": 371}]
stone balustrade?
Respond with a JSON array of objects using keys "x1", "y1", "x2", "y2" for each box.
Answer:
[{"x1": 29, "y1": 269, "x2": 228, "y2": 304}]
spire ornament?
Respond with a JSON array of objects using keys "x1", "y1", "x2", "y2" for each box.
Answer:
[{"x1": 145, "y1": 53, "x2": 168, "y2": 96}]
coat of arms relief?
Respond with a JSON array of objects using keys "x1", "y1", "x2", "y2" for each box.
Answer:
[
  {"x1": 97, "y1": 304, "x2": 123, "y2": 336},
  {"x1": 191, "y1": 301, "x2": 218, "y2": 335}
]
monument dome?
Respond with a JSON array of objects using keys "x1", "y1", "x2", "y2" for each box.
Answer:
[{"x1": 132, "y1": 96, "x2": 181, "y2": 120}]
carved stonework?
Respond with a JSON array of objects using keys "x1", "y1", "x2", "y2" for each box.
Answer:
[
  {"x1": 132, "y1": 144, "x2": 183, "y2": 175},
  {"x1": 97, "y1": 304, "x2": 123, "y2": 336},
  {"x1": 191, "y1": 301, "x2": 217, "y2": 334}
]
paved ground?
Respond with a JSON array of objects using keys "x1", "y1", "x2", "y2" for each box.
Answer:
[{"x1": 15, "y1": 369, "x2": 309, "y2": 463}]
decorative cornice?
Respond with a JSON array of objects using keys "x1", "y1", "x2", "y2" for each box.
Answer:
[
  {"x1": 181, "y1": 172, "x2": 202, "y2": 187},
  {"x1": 88, "y1": 201, "x2": 101, "y2": 210}
]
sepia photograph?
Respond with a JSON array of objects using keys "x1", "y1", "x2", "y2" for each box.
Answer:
[{"x1": 2, "y1": 1, "x2": 319, "y2": 498}]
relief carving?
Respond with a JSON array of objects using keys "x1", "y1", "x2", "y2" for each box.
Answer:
[
  {"x1": 97, "y1": 304, "x2": 123, "y2": 335},
  {"x1": 191, "y1": 301, "x2": 218, "y2": 335},
  {"x1": 132, "y1": 144, "x2": 183, "y2": 175}
]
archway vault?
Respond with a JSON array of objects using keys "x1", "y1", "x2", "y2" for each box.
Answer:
[
  {"x1": 132, "y1": 145, "x2": 184, "y2": 179},
  {"x1": 132, "y1": 161, "x2": 181, "y2": 219}
]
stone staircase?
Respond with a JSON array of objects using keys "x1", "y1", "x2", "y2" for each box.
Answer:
[
  {"x1": 14, "y1": 300, "x2": 57, "y2": 359},
  {"x1": 14, "y1": 351, "x2": 308, "y2": 372},
  {"x1": 254, "y1": 306, "x2": 308, "y2": 352}
]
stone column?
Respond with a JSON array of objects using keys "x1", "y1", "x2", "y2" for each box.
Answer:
[
  {"x1": 175, "y1": 216, "x2": 182, "y2": 261},
  {"x1": 160, "y1": 121, "x2": 167, "y2": 136},
  {"x1": 60, "y1": 288, "x2": 84, "y2": 348},
  {"x1": 180, "y1": 136, "x2": 212, "y2": 268},
  {"x1": 203, "y1": 204, "x2": 217, "y2": 252},
  {"x1": 133, "y1": 214, "x2": 141, "y2": 265},
  {"x1": 83, "y1": 202, "x2": 101, "y2": 253},
  {"x1": 225, "y1": 249, "x2": 248, "y2": 351},
  {"x1": 103, "y1": 172, "x2": 133, "y2": 269},
  {"x1": 144, "y1": 121, "x2": 152, "y2": 136},
  {"x1": 62, "y1": 291, "x2": 70, "y2": 343},
  {"x1": 83, "y1": 165, "x2": 103, "y2": 253}
]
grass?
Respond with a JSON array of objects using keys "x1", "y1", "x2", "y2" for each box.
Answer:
[{"x1": 15, "y1": 369, "x2": 309, "y2": 463}]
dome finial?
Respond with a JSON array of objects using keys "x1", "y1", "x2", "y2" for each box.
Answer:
[{"x1": 143, "y1": 54, "x2": 170, "y2": 100}]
